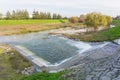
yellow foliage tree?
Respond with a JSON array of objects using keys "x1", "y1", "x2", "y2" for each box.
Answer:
[
  {"x1": 85, "y1": 12, "x2": 112, "y2": 31},
  {"x1": 69, "y1": 17, "x2": 78, "y2": 23}
]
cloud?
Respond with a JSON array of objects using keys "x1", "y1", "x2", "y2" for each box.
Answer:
[{"x1": 0, "y1": 0, "x2": 120, "y2": 17}]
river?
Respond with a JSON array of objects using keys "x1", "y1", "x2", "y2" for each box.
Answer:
[{"x1": 0, "y1": 31, "x2": 92, "y2": 66}]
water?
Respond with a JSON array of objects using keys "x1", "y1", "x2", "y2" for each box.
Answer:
[{"x1": 0, "y1": 31, "x2": 91, "y2": 64}]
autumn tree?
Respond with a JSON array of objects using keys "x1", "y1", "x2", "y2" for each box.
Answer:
[
  {"x1": 106, "y1": 16, "x2": 113, "y2": 25},
  {"x1": 69, "y1": 17, "x2": 78, "y2": 23},
  {"x1": 85, "y1": 12, "x2": 112, "y2": 31},
  {"x1": 79, "y1": 14, "x2": 86, "y2": 23},
  {"x1": 79, "y1": 14, "x2": 86, "y2": 19}
]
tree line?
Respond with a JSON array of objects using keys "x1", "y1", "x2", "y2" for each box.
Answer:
[
  {"x1": 113, "y1": 15, "x2": 120, "y2": 20},
  {"x1": 69, "y1": 12, "x2": 113, "y2": 31},
  {"x1": 32, "y1": 10, "x2": 62, "y2": 19},
  {"x1": 0, "y1": 10, "x2": 65, "y2": 20}
]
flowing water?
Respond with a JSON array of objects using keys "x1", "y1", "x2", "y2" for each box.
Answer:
[{"x1": 0, "y1": 31, "x2": 91, "y2": 65}]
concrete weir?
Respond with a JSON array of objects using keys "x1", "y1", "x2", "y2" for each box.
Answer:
[
  {"x1": 11, "y1": 44, "x2": 88, "y2": 72},
  {"x1": 11, "y1": 45, "x2": 51, "y2": 71},
  {"x1": 10, "y1": 42, "x2": 113, "y2": 72}
]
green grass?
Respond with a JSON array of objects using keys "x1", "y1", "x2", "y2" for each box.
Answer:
[
  {"x1": 112, "y1": 20, "x2": 120, "y2": 26},
  {"x1": 0, "y1": 19, "x2": 68, "y2": 26},
  {"x1": 0, "y1": 19, "x2": 68, "y2": 36},
  {"x1": 63, "y1": 20, "x2": 120, "y2": 42},
  {"x1": 18, "y1": 72, "x2": 64, "y2": 80},
  {"x1": 0, "y1": 45, "x2": 32, "y2": 80}
]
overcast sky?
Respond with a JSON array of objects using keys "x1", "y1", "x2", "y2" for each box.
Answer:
[{"x1": 0, "y1": 0, "x2": 120, "y2": 17}]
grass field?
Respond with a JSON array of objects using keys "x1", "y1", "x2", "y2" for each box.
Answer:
[
  {"x1": 0, "y1": 19, "x2": 68, "y2": 36},
  {"x1": 63, "y1": 20, "x2": 120, "y2": 42},
  {"x1": 0, "y1": 19, "x2": 68, "y2": 26}
]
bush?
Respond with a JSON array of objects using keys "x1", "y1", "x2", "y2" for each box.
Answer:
[{"x1": 69, "y1": 17, "x2": 78, "y2": 23}]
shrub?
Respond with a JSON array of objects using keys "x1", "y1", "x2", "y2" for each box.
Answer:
[{"x1": 69, "y1": 17, "x2": 78, "y2": 23}]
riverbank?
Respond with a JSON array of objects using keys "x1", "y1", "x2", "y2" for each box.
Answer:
[
  {"x1": 10, "y1": 40, "x2": 120, "y2": 73},
  {"x1": 1, "y1": 38, "x2": 120, "y2": 80},
  {"x1": 15, "y1": 40, "x2": 120, "y2": 80},
  {"x1": 61, "y1": 43, "x2": 120, "y2": 80},
  {"x1": 0, "y1": 44, "x2": 34, "y2": 80},
  {"x1": 49, "y1": 20, "x2": 120, "y2": 42},
  {"x1": 60, "y1": 20, "x2": 120, "y2": 42},
  {"x1": 62, "y1": 26, "x2": 120, "y2": 42},
  {"x1": 0, "y1": 44, "x2": 66, "y2": 80}
]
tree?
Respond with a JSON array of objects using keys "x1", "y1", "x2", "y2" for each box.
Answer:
[
  {"x1": 47, "y1": 12, "x2": 51, "y2": 19},
  {"x1": 6, "y1": 10, "x2": 30, "y2": 20},
  {"x1": 23, "y1": 10, "x2": 29, "y2": 19},
  {"x1": 106, "y1": 16, "x2": 112, "y2": 26},
  {"x1": 4, "y1": 10, "x2": 63, "y2": 20},
  {"x1": 0, "y1": 13, "x2": 2, "y2": 20},
  {"x1": 63, "y1": 16, "x2": 68, "y2": 19},
  {"x1": 79, "y1": 14, "x2": 86, "y2": 23},
  {"x1": 69, "y1": 17, "x2": 78, "y2": 23},
  {"x1": 6, "y1": 11, "x2": 12, "y2": 20},
  {"x1": 53, "y1": 13, "x2": 57, "y2": 19},
  {"x1": 57, "y1": 14, "x2": 62, "y2": 19},
  {"x1": 114, "y1": 15, "x2": 120, "y2": 20},
  {"x1": 85, "y1": 12, "x2": 112, "y2": 31},
  {"x1": 79, "y1": 14, "x2": 85, "y2": 18},
  {"x1": 32, "y1": 11, "x2": 51, "y2": 19},
  {"x1": 100, "y1": 15, "x2": 108, "y2": 27},
  {"x1": 12, "y1": 10, "x2": 16, "y2": 19},
  {"x1": 32, "y1": 10, "x2": 39, "y2": 19}
]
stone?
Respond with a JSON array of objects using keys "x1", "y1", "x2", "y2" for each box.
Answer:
[
  {"x1": 100, "y1": 76, "x2": 111, "y2": 80},
  {"x1": 114, "y1": 38, "x2": 120, "y2": 45},
  {"x1": 106, "y1": 72, "x2": 114, "y2": 78},
  {"x1": 21, "y1": 66, "x2": 35, "y2": 75},
  {"x1": 86, "y1": 75, "x2": 94, "y2": 80},
  {"x1": 112, "y1": 69, "x2": 119, "y2": 75},
  {"x1": 114, "y1": 75, "x2": 120, "y2": 80},
  {"x1": 113, "y1": 64, "x2": 120, "y2": 69}
]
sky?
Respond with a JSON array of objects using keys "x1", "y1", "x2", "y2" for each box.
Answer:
[{"x1": 0, "y1": 0, "x2": 120, "y2": 17}]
